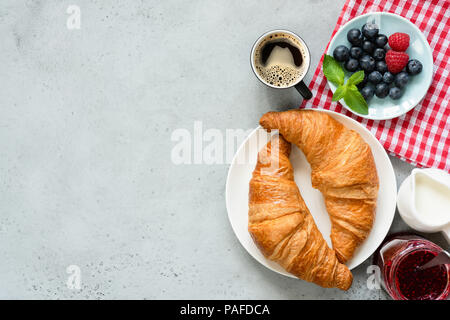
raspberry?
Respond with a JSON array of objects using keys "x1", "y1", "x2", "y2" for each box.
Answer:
[
  {"x1": 388, "y1": 33, "x2": 410, "y2": 51},
  {"x1": 385, "y1": 50, "x2": 409, "y2": 74}
]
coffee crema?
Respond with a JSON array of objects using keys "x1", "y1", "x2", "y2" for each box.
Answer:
[{"x1": 253, "y1": 33, "x2": 308, "y2": 88}]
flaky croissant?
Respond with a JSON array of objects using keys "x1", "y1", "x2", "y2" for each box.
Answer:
[
  {"x1": 248, "y1": 135, "x2": 353, "y2": 290},
  {"x1": 259, "y1": 110, "x2": 379, "y2": 263}
]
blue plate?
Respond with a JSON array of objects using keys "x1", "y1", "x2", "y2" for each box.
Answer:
[{"x1": 327, "y1": 12, "x2": 433, "y2": 120}]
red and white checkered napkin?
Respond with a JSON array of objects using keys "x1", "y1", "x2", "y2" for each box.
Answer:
[{"x1": 300, "y1": 0, "x2": 450, "y2": 172}]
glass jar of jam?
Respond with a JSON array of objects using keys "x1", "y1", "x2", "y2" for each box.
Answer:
[{"x1": 374, "y1": 233, "x2": 449, "y2": 300}]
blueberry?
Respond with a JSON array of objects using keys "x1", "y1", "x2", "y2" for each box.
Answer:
[
  {"x1": 375, "y1": 34, "x2": 388, "y2": 47},
  {"x1": 344, "y1": 58, "x2": 359, "y2": 72},
  {"x1": 373, "y1": 48, "x2": 385, "y2": 61},
  {"x1": 347, "y1": 28, "x2": 364, "y2": 46},
  {"x1": 389, "y1": 87, "x2": 404, "y2": 99},
  {"x1": 406, "y1": 59, "x2": 423, "y2": 75},
  {"x1": 333, "y1": 45, "x2": 350, "y2": 62},
  {"x1": 375, "y1": 83, "x2": 390, "y2": 98},
  {"x1": 383, "y1": 71, "x2": 395, "y2": 84},
  {"x1": 368, "y1": 71, "x2": 383, "y2": 84},
  {"x1": 359, "y1": 55, "x2": 376, "y2": 73},
  {"x1": 395, "y1": 71, "x2": 409, "y2": 88},
  {"x1": 350, "y1": 46, "x2": 364, "y2": 59},
  {"x1": 362, "y1": 22, "x2": 379, "y2": 39},
  {"x1": 360, "y1": 84, "x2": 375, "y2": 101},
  {"x1": 376, "y1": 61, "x2": 388, "y2": 73},
  {"x1": 362, "y1": 40, "x2": 375, "y2": 54}
]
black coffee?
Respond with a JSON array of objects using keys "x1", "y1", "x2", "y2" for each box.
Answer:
[
  {"x1": 260, "y1": 41, "x2": 303, "y2": 67},
  {"x1": 253, "y1": 32, "x2": 308, "y2": 87}
]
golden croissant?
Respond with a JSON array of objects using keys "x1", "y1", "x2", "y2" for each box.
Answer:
[
  {"x1": 248, "y1": 135, "x2": 353, "y2": 290},
  {"x1": 259, "y1": 109, "x2": 379, "y2": 263}
]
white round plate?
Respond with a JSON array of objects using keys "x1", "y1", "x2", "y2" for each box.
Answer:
[
  {"x1": 327, "y1": 12, "x2": 433, "y2": 120},
  {"x1": 225, "y1": 109, "x2": 397, "y2": 277}
]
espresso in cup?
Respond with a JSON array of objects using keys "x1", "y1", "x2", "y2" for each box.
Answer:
[{"x1": 251, "y1": 30, "x2": 312, "y2": 99}]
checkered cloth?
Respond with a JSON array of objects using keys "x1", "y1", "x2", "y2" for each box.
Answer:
[{"x1": 300, "y1": 0, "x2": 450, "y2": 172}]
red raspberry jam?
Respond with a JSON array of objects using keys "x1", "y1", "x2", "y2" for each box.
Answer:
[
  {"x1": 374, "y1": 233, "x2": 449, "y2": 300},
  {"x1": 395, "y1": 250, "x2": 448, "y2": 300}
]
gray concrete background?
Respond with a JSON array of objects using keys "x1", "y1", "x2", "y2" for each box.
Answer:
[{"x1": 0, "y1": 0, "x2": 447, "y2": 299}]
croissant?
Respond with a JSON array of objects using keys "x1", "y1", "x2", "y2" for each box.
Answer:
[
  {"x1": 248, "y1": 135, "x2": 353, "y2": 290},
  {"x1": 259, "y1": 109, "x2": 379, "y2": 263}
]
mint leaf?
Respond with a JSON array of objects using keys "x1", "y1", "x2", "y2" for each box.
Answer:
[
  {"x1": 343, "y1": 85, "x2": 368, "y2": 115},
  {"x1": 323, "y1": 55, "x2": 344, "y2": 86},
  {"x1": 347, "y1": 71, "x2": 365, "y2": 86},
  {"x1": 332, "y1": 85, "x2": 347, "y2": 102},
  {"x1": 322, "y1": 56, "x2": 369, "y2": 115}
]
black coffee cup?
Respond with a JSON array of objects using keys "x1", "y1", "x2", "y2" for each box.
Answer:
[{"x1": 251, "y1": 30, "x2": 312, "y2": 100}]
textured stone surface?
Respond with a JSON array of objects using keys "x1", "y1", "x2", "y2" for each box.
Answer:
[{"x1": 0, "y1": 0, "x2": 446, "y2": 299}]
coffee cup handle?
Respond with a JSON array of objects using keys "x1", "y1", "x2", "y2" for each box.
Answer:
[{"x1": 295, "y1": 81, "x2": 313, "y2": 100}]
